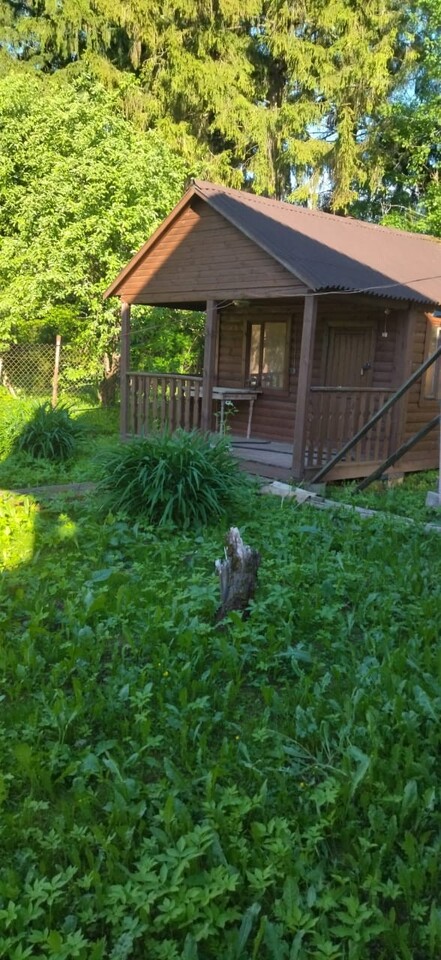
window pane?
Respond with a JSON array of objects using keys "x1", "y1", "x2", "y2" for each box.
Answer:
[
  {"x1": 249, "y1": 324, "x2": 261, "y2": 383},
  {"x1": 262, "y1": 322, "x2": 286, "y2": 389}
]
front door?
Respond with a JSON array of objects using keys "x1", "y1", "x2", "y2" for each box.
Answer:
[{"x1": 324, "y1": 324, "x2": 376, "y2": 387}]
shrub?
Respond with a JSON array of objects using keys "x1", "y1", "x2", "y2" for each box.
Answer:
[
  {"x1": 98, "y1": 429, "x2": 252, "y2": 527},
  {"x1": 13, "y1": 402, "x2": 82, "y2": 461}
]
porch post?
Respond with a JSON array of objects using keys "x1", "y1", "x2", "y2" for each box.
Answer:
[
  {"x1": 201, "y1": 299, "x2": 218, "y2": 432},
  {"x1": 120, "y1": 300, "x2": 131, "y2": 439},
  {"x1": 292, "y1": 294, "x2": 318, "y2": 479}
]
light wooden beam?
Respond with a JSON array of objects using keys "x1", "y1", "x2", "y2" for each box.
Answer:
[
  {"x1": 292, "y1": 294, "x2": 318, "y2": 479},
  {"x1": 120, "y1": 300, "x2": 131, "y2": 439},
  {"x1": 201, "y1": 299, "x2": 218, "y2": 432}
]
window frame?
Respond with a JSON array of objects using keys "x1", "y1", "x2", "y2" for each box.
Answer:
[{"x1": 245, "y1": 317, "x2": 291, "y2": 394}]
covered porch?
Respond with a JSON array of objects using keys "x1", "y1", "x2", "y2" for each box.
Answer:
[{"x1": 120, "y1": 294, "x2": 402, "y2": 483}]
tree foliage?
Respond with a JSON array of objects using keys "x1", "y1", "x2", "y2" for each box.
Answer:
[
  {"x1": 351, "y1": 0, "x2": 441, "y2": 234},
  {"x1": 0, "y1": 70, "x2": 187, "y2": 346},
  {"x1": 1, "y1": 0, "x2": 419, "y2": 209},
  {"x1": 0, "y1": 0, "x2": 438, "y2": 363}
]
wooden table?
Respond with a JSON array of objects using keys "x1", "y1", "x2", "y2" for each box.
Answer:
[{"x1": 212, "y1": 387, "x2": 260, "y2": 439}]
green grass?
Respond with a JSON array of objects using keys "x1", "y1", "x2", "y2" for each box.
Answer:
[
  {"x1": 328, "y1": 470, "x2": 441, "y2": 525},
  {"x1": 1, "y1": 489, "x2": 440, "y2": 959},
  {"x1": 0, "y1": 397, "x2": 120, "y2": 487}
]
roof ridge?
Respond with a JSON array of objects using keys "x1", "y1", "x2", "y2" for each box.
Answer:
[{"x1": 193, "y1": 179, "x2": 441, "y2": 246}]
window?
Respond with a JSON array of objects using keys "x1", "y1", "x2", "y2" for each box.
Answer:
[
  {"x1": 248, "y1": 321, "x2": 288, "y2": 390},
  {"x1": 424, "y1": 318, "x2": 441, "y2": 399}
]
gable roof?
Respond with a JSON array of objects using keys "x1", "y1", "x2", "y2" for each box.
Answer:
[{"x1": 105, "y1": 179, "x2": 441, "y2": 305}]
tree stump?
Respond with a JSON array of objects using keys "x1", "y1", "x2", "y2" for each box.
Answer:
[{"x1": 215, "y1": 527, "x2": 260, "y2": 622}]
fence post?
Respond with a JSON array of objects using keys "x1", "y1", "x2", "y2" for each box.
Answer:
[{"x1": 52, "y1": 334, "x2": 62, "y2": 407}]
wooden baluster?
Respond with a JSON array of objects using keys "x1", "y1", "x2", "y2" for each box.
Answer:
[
  {"x1": 175, "y1": 378, "x2": 183, "y2": 430},
  {"x1": 327, "y1": 394, "x2": 337, "y2": 458},
  {"x1": 317, "y1": 392, "x2": 327, "y2": 465},
  {"x1": 150, "y1": 376, "x2": 158, "y2": 432},
  {"x1": 372, "y1": 392, "x2": 383, "y2": 461},
  {"x1": 346, "y1": 392, "x2": 356, "y2": 458},
  {"x1": 160, "y1": 377, "x2": 167, "y2": 431},
  {"x1": 192, "y1": 381, "x2": 201, "y2": 428},
  {"x1": 168, "y1": 378, "x2": 175, "y2": 432},
  {"x1": 127, "y1": 375, "x2": 132, "y2": 435},
  {"x1": 143, "y1": 376, "x2": 150, "y2": 437},
  {"x1": 184, "y1": 378, "x2": 191, "y2": 430},
  {"x1": 131, "y1": 375, "x2": 138, "y2": 436},
  {"x1": 357, "y1": 392, "x2": 369, "y2": 464},
  {"x1": 303, "y1": 394, "x2": 311, "y2": 468},
  {"x1": 380, "y1": 395, "x2": 392, "y2": 460},
  {"x1": 304, "y1": 393, "x2": 312, "y2": 468},
  {"x1": 170, "y1": 378, "x2": 174, "y2": 432},
  {"x1": 337, "y1": 394, "x2": 345, "y2": 455},
  {"x1": 369, "y1": 393, "x2": 378, "y2": 462},
  {"x1": 136, "y1": 374, "x2": 144, "y2": 437},
  {"x1": 351, "y1": 393, "x2": 361, "y2": 463},
  {"x1": 307, "y1": 393, "x2": 316, "y2": 468}
]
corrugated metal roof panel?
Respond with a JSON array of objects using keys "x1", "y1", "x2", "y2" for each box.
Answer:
[{"x1": 193, "y1": 180, "x2": 441, "y2": 305}]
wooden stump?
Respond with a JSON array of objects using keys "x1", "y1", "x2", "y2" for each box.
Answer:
[{"x1": 215, "y1": 527, "x2": 260, "y2": 622}]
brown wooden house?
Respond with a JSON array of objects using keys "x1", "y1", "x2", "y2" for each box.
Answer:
[{"x1": 104, "y1": 180, "x2": 441, "y2": 482}]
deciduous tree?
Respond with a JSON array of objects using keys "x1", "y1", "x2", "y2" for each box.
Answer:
[{"x1": 0, "y1": 71, "x2": 188, "y2": 350}]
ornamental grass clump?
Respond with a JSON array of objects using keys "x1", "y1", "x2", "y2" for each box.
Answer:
[
  {"x1": 99, "y1": 430, "x2": 251, "y2": 528},
  {"x1": 13, "y1": 402, "x2": 82, "y2": 461}
]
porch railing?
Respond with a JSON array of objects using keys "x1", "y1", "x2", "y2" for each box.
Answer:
[
  {"x1": 304, "y1": 388, "x2": 395, "y2": 470},
  {"x1": 127, "y1": 372, "x2": 203, "y2": 436}
]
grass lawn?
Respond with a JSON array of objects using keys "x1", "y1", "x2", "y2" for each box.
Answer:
[
  {"x1": 0, "y1": 393, "x2": 120, "y2": 488},
  {"x1": 328, "y1": 471, "x2": 441, "y2": 526},
  {"x1": 1, "y1": 395, "x2": 441, "y2": 957},
  {"x1": 1, "y1": 464, "x2": 440, "y2": 957}
]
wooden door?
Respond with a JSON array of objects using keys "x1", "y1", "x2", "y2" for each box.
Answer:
[{"x1": 324, "y1": 324, "x2": 376, "y2": 387}]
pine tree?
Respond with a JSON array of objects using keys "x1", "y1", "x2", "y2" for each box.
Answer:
[{"x1": 0, "y1": 1, "x2": 428, "y2": 209}]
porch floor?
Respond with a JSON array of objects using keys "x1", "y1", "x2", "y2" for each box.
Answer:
[
  {"x1": 230, "y1": 436, "x2": 385, "y2": 483},
  {"x1": 231, "y1": 437, "x2": 295, "y2": 482}
]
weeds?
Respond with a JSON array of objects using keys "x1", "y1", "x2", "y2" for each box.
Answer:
[{"x1": 1, "y1": 492, "x2": 440, "y2": 958}]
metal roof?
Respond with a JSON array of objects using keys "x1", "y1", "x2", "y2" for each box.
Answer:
[{"x1": 192, "y1": 180, "x2": 441, "y2": 305}]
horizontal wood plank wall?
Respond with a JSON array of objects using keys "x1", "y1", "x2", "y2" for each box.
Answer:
[
  {"x1": 217, "y1": 314, "x2": 246, "y2": 387},
  {"x1": 218, "y1": 300, "x2": 304, "y2": 441},
  {"x1": 218, "y1": 298, "x2": 407, "y2": 443},
  {"x1": 119, "y1": 199, "x2": 307, "y2": 304},
  {"x1": 312, "y1": 298, "x2": 399, "y2": 388},
  {"x1": 397, "y1": 310, "x2": 439, "y2": 470}
]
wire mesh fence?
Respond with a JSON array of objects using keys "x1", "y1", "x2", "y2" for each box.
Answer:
[{"x1": 0, "y1": 341, "x2": 113, "y2": 405}]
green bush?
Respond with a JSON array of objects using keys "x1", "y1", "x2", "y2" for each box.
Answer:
[
  {"x1": 13, "y1": 402, "x2": 82, "y2": 461},
  {"x1": 98, "y1": 429, "x2": 252, "y2": 527}
]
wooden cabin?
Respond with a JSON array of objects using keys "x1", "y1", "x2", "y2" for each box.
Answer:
[{"x1": 104, "y1": 180, "x2": 441, "y2": 482}]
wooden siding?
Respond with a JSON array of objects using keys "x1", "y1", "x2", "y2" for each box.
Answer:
[
  {"x1": 397, "y1": 310, "x2": 440, "y2": 470},
  {"x1": 311, "y1": 299, "x2": 400, "y2": 389},
  {"x1": 217, "y1": 298, "x2": 407, "y2": 445},
  {"x1": 118, "y1": 199, "x2": 307, "y2": 304},
  {"x1": 218, "y1": 300, "x2": 304, "y2": 442}
]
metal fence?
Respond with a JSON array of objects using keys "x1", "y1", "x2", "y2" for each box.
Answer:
[{"x1": 0, "y1": 340, "x2": 110, "y2": 404}]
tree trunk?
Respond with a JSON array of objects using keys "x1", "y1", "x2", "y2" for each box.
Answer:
[
  {"x1": 215, "y1": 527, "x2": 260, "y2": 622},
  {"x1": 98, "y1": 352, "x2": 120, "y2": 406}
]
